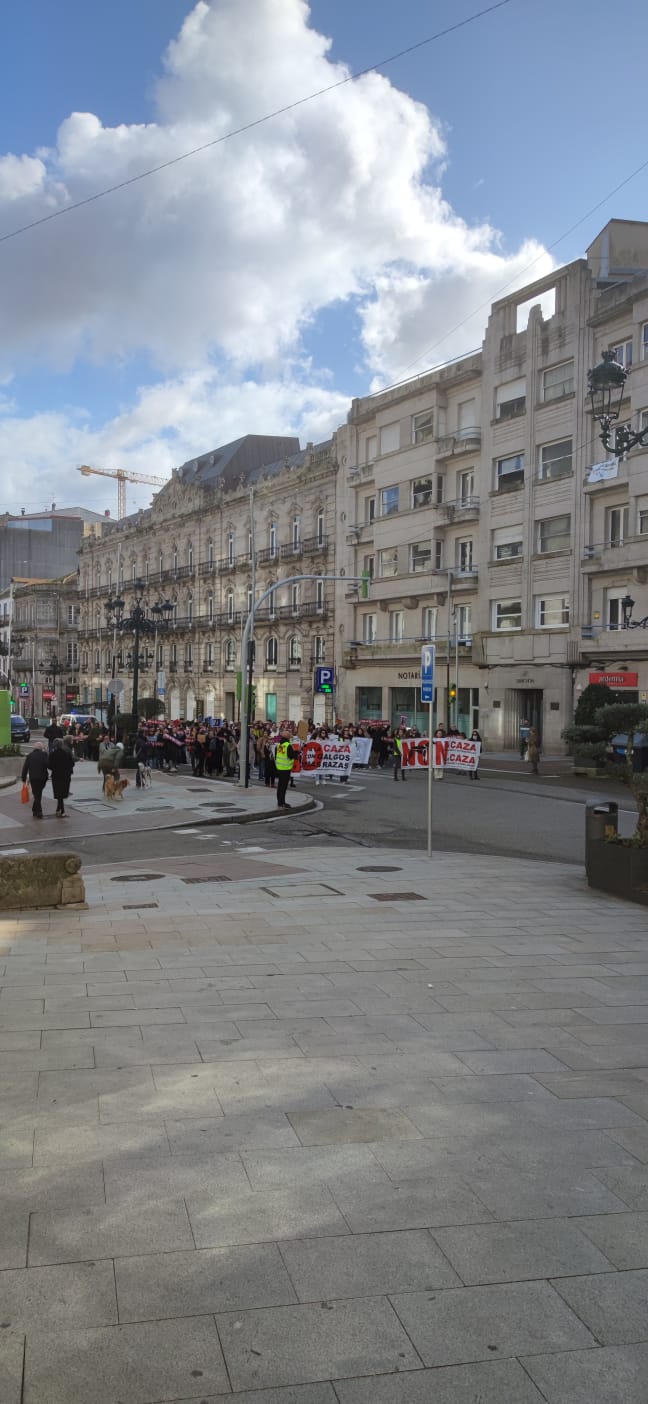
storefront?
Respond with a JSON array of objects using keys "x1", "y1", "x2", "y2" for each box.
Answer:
[{"x1": 586, "y1": 670, "x2": 640, "y2": 704}]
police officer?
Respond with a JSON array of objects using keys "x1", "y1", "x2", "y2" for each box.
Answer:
[
  {"x1": 393, "y1": 727, "x2": 407, "y2": 781},
  {"x1": 274, "y1": 727, "x2": 296, "y2": 810}
]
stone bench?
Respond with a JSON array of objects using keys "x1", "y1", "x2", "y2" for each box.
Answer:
[{"x1": 0, "y1": 854, "x2": 86, "y2": 910}]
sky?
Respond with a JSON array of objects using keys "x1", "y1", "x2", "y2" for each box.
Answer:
[{"x1": 1, "y1": 0, "x2": 647, "y2": 518}]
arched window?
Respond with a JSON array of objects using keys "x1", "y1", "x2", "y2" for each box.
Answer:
[
  {"x1": 292, "y1": 514, "x2": 301, "y2": 550},
  {"x1": 269, "y1": 522, "x2": 277, "y2": 558},
  {"x1": 289, "y1": 635, "x2": 302, "y2": 667},
  {"x1": 291, "y1": 583, "x2": 301, "y2": 615},
  {"x1": 266, "y1": 636, "x2": 278, "y2": 669},
  {"x1": 227, "y1": 531, "x2": 235, "y2": 566},
  {"x1": 268, "y1": 585, "x2": 276, "y2": 620},
  {"x1": 225, "y1": 638, "x2": 236, "y2": 670},
  {"x1": 226, "y1": 590, "x2": 234, "y2": 623}
]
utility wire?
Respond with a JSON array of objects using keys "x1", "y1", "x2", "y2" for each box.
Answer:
[{"x1": 0, "y1": 1, "x2": 512, "y2": 247}]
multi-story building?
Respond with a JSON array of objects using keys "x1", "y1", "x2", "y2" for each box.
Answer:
[
  {"x1": 0, "y1": 574, "x2": 81, "y2": 718},
  {"x1": 77, "y1": 435, "x2": 337, "y2": 724},
  {"x1": 0, "y1": 506, "x2": 107, "y2": 593},
  {"x1": 336, "y1": 217, "x2": 648, "y2": 750}
]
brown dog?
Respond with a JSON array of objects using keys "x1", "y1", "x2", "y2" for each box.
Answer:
[{"x1": 104, "y1": 774, "x2": 129, "y2": 800}]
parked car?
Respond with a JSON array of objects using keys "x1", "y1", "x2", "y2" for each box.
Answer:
[
  {"x1": 10, "y1": 715, "x2": 31, "y2": 743},
  {"x1": 608, "y1": 732, "x2": 648, "y2": 772}
]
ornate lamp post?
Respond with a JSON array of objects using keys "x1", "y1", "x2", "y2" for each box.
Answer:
[
  {"x1": 588, "y1": 350, "x2": 648, "y2": 455},
  {"x1": 621, "y1": 593, "x2": 636, "y2": 629},
  {"x1": 105, "y1": 585, "x2": 173, "y2": 739},
  {"x1": 38, "y1": 654, "x2": 65, "y2": 716}
]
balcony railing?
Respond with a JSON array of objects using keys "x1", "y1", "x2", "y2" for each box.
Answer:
[
  {"x1": 440, "y1": 495, "x2": 480, "y2": 520},
  {"x1": 302, "y1": 534, "x2": 328, "y2": 554},
  {"x1": 280, "y1": 541, "x2": 304, "y2": 560}
]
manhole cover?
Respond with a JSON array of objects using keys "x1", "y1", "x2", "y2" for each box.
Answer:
[
  {"x1": 182, "y1": 875, "x2": 232, "y2": 884},
  {"x1": 369, "y1": 891, "x2": 426, "y2": 902},
  {"x1": 110, "y1": 874, "x2": 165, "y2": 883},
  {"x1": 357, "y1": 865, "x2": 402, "y2": 873}
]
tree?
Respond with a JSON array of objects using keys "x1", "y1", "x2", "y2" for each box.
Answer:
[
  {"x1": 595, "y1": 703, "x2": 648, "y2": 847},
  {"x1": 575, "y1": 682, "x2": 614, "y2": 725}
]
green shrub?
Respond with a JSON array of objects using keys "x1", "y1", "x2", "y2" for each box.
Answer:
[
  {"x1": 594, "y1": 703, "x2": 648, "y2": 738},
  {"x1": 575, "y1": 682, "x2": 614, "y2": 725},
  {"x1": 0, "y1": 744, "x2": 22, "y2": 758}
]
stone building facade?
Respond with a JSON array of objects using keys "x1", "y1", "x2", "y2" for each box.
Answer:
[
  {"x1": 335, "y1": 218, "x2": 648, "y2": 750},
  {"x1": 0, "y1": 574, "x2": 81, "y2": 718},
  {"x1": 77, "y1": 435, "x2": 337, "y2": 724}
]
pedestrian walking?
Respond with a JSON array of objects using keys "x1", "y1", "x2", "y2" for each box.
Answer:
[
  {"x1": 48, "y1": 738, "x2": 75, "y2": 817},
  {"x1": 274, "y1": 727, "x2": 296, "y2": 810},
  {"x1": 21, "y1": 741, "x2": 49, "y2": 819},
  {"x1": 469, "y1": 728, "x2": 482, "y2": 781},
  {"x1": 43, "y1": 718, "x2": 64, "y2": 753},
  {"x1": 528, "y1": 727, "x2": 541, "y2": 775},
  {"x1": 519, "y1": 717, "x2": 531, "y2": 760}
]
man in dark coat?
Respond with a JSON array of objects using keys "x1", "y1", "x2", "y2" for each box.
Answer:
[
  {"x1": 48, "y1": 740, "x2": 75, "y2": 817},
  {"x1": 21, "y1": 742, "x2": 50, "y2": 819}
]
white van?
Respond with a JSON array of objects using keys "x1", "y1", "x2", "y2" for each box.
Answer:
[{"x1": 58, "y1": 714, "x2": 101, "y2": 731}]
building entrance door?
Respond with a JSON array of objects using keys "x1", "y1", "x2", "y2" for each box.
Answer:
[{"x1": 518, "y1": 689, "x2": 543, "y2": 742}]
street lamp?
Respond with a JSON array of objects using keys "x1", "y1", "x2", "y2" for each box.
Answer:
[
  {"x1": 588, "y1": 350, "x2": 648, "y2": 455},
  {"x1": 621, "y1": 593, "x2": 636, "y2": 629},
  {"x1": 105, "y1": 585, "x2": 172, "y2": 741}
]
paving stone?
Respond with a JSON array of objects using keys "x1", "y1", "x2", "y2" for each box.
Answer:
[
  {"x1": 0, "y1": 1207, "x2": 29, "y2": 1269},
  {"x1": 553, "y1": 1270, "x2": 648, "y2": 1345},
  {"x1": 433, "y1": 1218, "x2": 615, "y2": 1284},
  {"x1": 171, "y1": 1390, "x2": 338, "y2": 1404},
  {"x1": 522, "y1": 1343, "x2": 648, "y2": 1403},
  {"x1": 0, "y1": 1260, "x2": 117, "y2": 1330},
  {"x1": 280, "y1": 1229, "x2": 460, "y2": 1299},
  {"x1": 33, "y1": 1119, "x2": 169, "y2": 1164},
  {"x1": 390, "y1": 1279, "x2": 596, "y2": 1366},
  {"x1": 334, "y1": 1359, "x2": 547, "y2": 1402},
  {"x1": 288, "y1": 1109, "x2": 421, "y2": 1145},
  {"x1": 23, "y1": 1316, "x2": 229, "y2": 1403},
  {"x1": 578, "y1": 1212, "x2": 648, "y2": 1269},
  {"x1": 188, "y1": 1185, "x2": 350, "y2": 1247},
  {"x1": 241, "y1": 1145, "x2": 390, "y2": 1190},
  {"x1": 28, "y1": 1197, "x2": 194, "y2": 1265},
  {"x1": 0, "y1": 1334, "x2": 24, "y2": 1404},
  {"x1": 329, "y1": 1177, "x2": 491, "y2": 1233},
  {"x1": 216, "y1": 1297, "x2": 422, "y2": 1391},
  {"x1": 104, "y1": 1148, "x2": 249, "y2": 1202},
  {"x1": 0, "y1": 1164, "x2": 105, "y2": 1212},
  {"x1": 115, "y1": 1241, "x2": 297, "y2": 1320},
  {"x1": 167, "y1": 1109, "x2": 300, "y2": 1153},
  {"x1": 464, "y1": 1165, "x2": 628, "y2": 1219},
  {"x1": 454, "y1": 1048, "x2": 570, "y2": 1074}
]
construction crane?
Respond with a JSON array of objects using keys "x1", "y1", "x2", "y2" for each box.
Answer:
[{"x1": 77, "y1": 464, "x2": 169, "y2": 520}]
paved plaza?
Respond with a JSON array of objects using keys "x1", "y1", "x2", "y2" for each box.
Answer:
[{"x1": 2, "y1": 843, "x2": 648, "y2": 1400}]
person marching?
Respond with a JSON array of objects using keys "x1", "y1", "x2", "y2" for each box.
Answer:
[{"x1": 274, "y1": 727, "x2": 296, "y2": 810}]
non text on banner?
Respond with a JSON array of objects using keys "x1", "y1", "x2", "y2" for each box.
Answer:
[{"x1": 401, "y1": 737, "x2": 481, "y2": 772}]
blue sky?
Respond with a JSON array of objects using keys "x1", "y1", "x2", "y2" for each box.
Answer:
[{"x1": 1, "y1": 0, "x2": 647, "y2": 514}]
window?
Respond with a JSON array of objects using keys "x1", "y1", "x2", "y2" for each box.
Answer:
[
  {"x1": 457, "y1": 469, "x2": 475, "y2": 505},
  {"x1": 269, "y1": 522, "x2": 277, "y2": 558},
  {"x1": 496, "y1": 453, "x2": 524, "y2": 490},
  {"x1": 410, "y1": 541, "x2": 432, "y2": 573},
  {"x1": 457, "y1": 399, "x2": 477, "y2": 436},
  {"x1": 315, "y1": 579, "x2": 324, "y2": 612},
  {"x1": 378, "y1": 547, "x2": 398, "y2": 578},
  {"x1": 67, "y1": 642, "x2": 79, "y2": 666},
  {"x1": 266, "y1": 636, "x2": 278, "y2": 669},
  {"x1": 67, "y1": 604, "x2": 79, "y2": 625},
  {"x1": 227, "y1": 531, "x2": 234, "y2": 566},
  {"x1": 639, "y1": 509, "x2": 648, "y2": 535},
  {"x1": 412, "y1": 477, "x2": 433, "y2": 509},
  {"x1": 289, "y1": 636, "x2": 302, "y2": 667},
  {"x1": 131, "y1": 562, "x2": 137, "y2": 583},
  {"x1": 292, "y1": 514, "x2": 301, "y2": 549},
  {"x1": 145, "y1": 559, "x2": 149, "y2": 584},
  {"x1": 641, "y1": 410, "x2": 648, "y2": 431},
  {"x1": 188, "y1": 545, "x2": 193, "y2": 572},
  {"x1": 226, "y1": 589, "x2": 234, "y2": 623},
  {"x1": 412, "y1": 409, "x2": 434, "y2": 443},
  {"x1": 365, "y1": 496, "x2": 376, "y2": 524},
  {"x1": 542, "y1": 361, "x2": 575, "y2": 401},
  {"x1": 456, "y1": 604, "x2": 472, "y2": 641},
  {"x1": 389, "y1": 610, "x2": 404, "y2": 643},
  {"x1": 208, "y1": 593, "x2": 214, "y2": 624},
  {"x1": 247, "y1": 531, "x2": 253, "y2": 561},
  {"x1": 187, "y1": 594, "x2": 193, "y2": 625},
  {"x1": 539, "y1": 439, "x2": 573, "y2": 481},
  {"x1": 434, "y1": 540, "x2": 444, "y2": 569},
  {"x1": 92, "y1": 650, "x2": 99, "y2": 670},
  {"x1": 436, "y1": 474, "x2": 445, "y2": 505},
  {"x1": 380, "y1": 485, "x2": 399, "y2": 517},
  {"x1": 156, "y1": 644, "x2": 163, "y2": 668},
  {"x1": 537, "y1": 514, "x2": 571, "y2": 554},
  {"x1": 204, "y1": 642, "x2": 213, "y2": 668},
  {"x1": 493, "y1": 526, "x2": 523, "y2": 560},
  {"x1": 610, "y1": 339, "x2": 633, "y2": 369},
  {"x1": 362, "y1": 614, "x2": 377, "y2": 643},
  {"x1": 291, "y1": 583, "x2": 301, "y2": 614},
  {"x1": 457, "y1": 539, "x2": 473, "y2": 572},
  {"x1": 363, "y1": 553, "x2": 375, "y2": 580},
  {"x1": 173, "y1": 549, "x2": 178, "y2": 573},
  {"x1": 208, "y1": 539, "x2": 214, "y2": 568},
  {"x1": 536, "y1": 595, "x2": 570, "y2": 628},
  {"x1": 81, "y1": 651, "x2": 88, "y2": 671},
  {"x1": 313, "y1": 636, "x2": 325, "y2": 664},
  {"x1": 185, "y1": 644, "x2": 193, "y2": 667},
  {"x1": 317, "y1": 510, "x2": 324, "y2": 544},
  {"x1": 493, "y1": 599, "x2": 522, "y2": 631},
  {"x1": 642, "y1": 326, "x2": 648, "y2": 361},
  {"x1": 267, "y1": 586, "x2": 277, "y2": 620},
  {"x1": 225, "y1": 639, "x2": 236, "y2": 669},
  {"x1": 380, "y1": 422, "x2": 400, "y2": 455},
  {"x1": 422, "y1": 606, "x2": 437, "y2": 639},
  {"x1": 246, "y1": 587, "x2": 253, "y2": 614},
  {"x1": 365, "y1": 435, "x2": 377, "y2": 466},
  {"x1": 606, "y1": 505, "x2": 629, "y2": 546},
  {"x1": 496, "y1": 378, "x2": 526, "y2": 420},
  {"x1": 159, "y1": 553, "x2": 164, "y2": 576}
]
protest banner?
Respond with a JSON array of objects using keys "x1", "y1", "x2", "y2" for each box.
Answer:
[
  {"x1": 350, "y1": 736, "x2": 372, "y2": 767},
  {"x1": 296, "y1": 739, "x2": 352, "y2": 778},
  {"x1": 401, "y1": 737, "x2": 481, "y2": 772}
]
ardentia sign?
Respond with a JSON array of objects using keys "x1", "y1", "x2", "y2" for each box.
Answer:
[{"x1": 589, "y1": 671, "x2": 638, "y2": 687}]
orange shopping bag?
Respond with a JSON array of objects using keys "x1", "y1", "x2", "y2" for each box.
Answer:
[{"x1": 21, "y1": 783, "x2": 30, "y2": 804}]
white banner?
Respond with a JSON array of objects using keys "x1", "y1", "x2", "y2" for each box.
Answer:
[
  {"x1": 401, "y1": 737, "x2": 481, "y2": 772},
  {"x1": 587, "y1": 458, "x2": 618, "y2": 483},
  {"x1": 350, "y1": 736, "x2": 372, "y2": 767},
  {"x1": 294, "y1": 739, "x2": 352, "y2": 778}
]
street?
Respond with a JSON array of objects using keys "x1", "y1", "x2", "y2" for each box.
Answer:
[{"x1": 3, "y1": 759, "x2": 636, "y2": 869}]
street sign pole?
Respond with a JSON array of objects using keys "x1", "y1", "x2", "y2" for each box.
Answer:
[{"x1": 421, "y1": 645, "x2": 436, "y2": 859}]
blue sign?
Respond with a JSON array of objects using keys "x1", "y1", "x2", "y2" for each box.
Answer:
[
  {"x1": 421, "y1": 644, "x2": 435, "y2": 704},
  {"x1": 315, "y1": 666, "x2": 336, "y2": 694}
]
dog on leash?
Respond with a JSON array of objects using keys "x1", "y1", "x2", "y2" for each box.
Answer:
[
  {"x1": 104, "y1": 773, "x2": 129, "y2": 800},
  {"x1": 137, "y1": 762, "x2": 153, "y2": 788}
]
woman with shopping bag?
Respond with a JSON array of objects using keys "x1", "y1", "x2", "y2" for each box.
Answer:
[{"x1": 20, "y1": 742, "x2": 50, "y2": 820}]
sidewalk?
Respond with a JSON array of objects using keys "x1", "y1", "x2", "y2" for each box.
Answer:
[
  {"x1": 2, "y1": 843, "x2": 648, "y2": 1400},
  {"x1": 0, "y1": 766, "x2": 314, "y2": 845}
]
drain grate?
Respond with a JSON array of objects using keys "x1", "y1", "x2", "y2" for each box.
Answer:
[
  {"x1": 369, "y1": 891, "x2": 426, "y2": 902},
  {"x1": 357, "y1": 865, "x2": 402, "y2": 873},
  {"x1": 182, "y1": 875, "x2": 232, "y2": 884},
  {"x1": 111, "y1": 874, "x2": 165, "y2": 883}
]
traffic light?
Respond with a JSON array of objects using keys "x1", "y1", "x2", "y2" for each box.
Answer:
[{"x1": 449, "y1": 686, "x2": 457, "y2": 701}]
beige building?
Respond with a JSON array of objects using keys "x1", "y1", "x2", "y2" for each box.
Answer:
[
  {"x1": 336, "y1": 218, "x2": 648, "y2": 750},
  {"x1": 0, "y1": 574, "x2": 81, "y2": 718},
  {"x1": 77, "y1": 435, "x2": 337, "y2": 724}
]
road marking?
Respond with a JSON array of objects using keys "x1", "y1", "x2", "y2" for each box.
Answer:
[
  {"x1": 173, "y1": 828, "x2": 201, "y2": 835},
  {"x1": 0, "y1": 847, "x2": 28, "y2": 856}
]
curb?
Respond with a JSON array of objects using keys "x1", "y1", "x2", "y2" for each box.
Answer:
[{"x1": 0, "y1": 794, "x2": 318, "y2": 847}]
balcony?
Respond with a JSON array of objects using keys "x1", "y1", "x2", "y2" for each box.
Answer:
[
  {"x1": 440, "y1": 495, "x2": 480, "y2": 523},
  {"x1": 579, "y1": 624, "x2": 648, "y2": 657},
  {"x1": 280, "y1": 541, "x2": 304, "y2": 560},
  {"x1": 431, "y1": 567, "x2": 479, "y2": 591},
  {"x1": 302, "y1": 534, "x2": 329, "y2": 555},
  {"x1": 256, "y1": 546, "x2": 279, "y2": 565},
  {"x1": 198, "y1": 560, "x2": 217, "y2": 576},
  {"x1": 183, "y1": 662, "x2": 193, "y2": 673},
  {"x1": 582, "y1": 536, "x2": 648, "y2": 576},
  {"x1": 169, "y1": 662, "x2": 178, "y2": 673},
  {"x1": 436, "y1": 427, "x2": 482, "y2": 458},
  {"x1": 343, "y1": 636, "x2": 471, "y2": 665}
]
